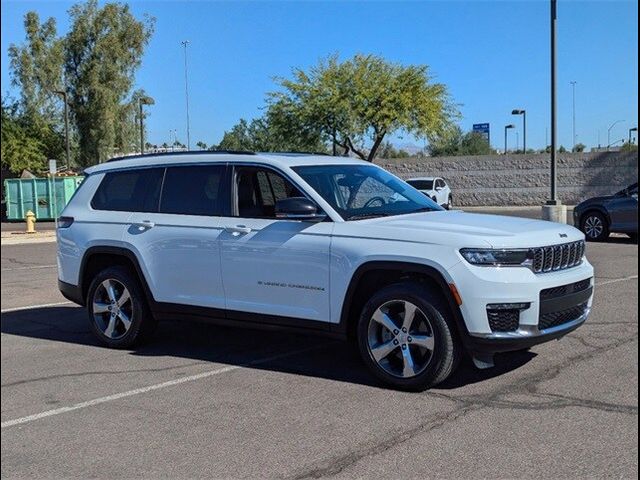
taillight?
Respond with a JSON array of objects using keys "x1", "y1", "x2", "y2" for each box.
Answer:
[{"x1": 57, "y1": 216, "x2": 74, "y2": 228}]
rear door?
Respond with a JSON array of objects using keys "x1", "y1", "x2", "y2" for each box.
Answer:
[
  {"x1": 218, "y1": 164, "x2": 332, "y2": 322},
  {"x1": 124, "y1": 164, "x2": 230, "y2": 310}
]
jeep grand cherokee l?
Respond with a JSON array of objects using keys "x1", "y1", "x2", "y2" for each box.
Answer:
[{"x1": 57, "y1": 152, "x2": 594, "y2": 391}]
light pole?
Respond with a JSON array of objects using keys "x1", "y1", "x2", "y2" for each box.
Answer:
[
  {"x1": 607, "y1": 120, "x2": 624, "y2": 151},
  {"x1": 570, "y1": 81, "x2": 577, "y2": 149},
  {"x1": 53, "y1": 90, "x2": 71, "y2": 168},
  {"x1": 181, "y1": 40, "x2": 191, "y2": 150},
  {"x1": 138, "y1": 96, "x2": 154, "y2": 154},
  {"x1": 541, "y1": 0, "x2": 567, "y2": 223},
  {"x1": 629, "y1": 127, "x2": 638, "y2": 145},
  {"x1": 511, "y1": 109, "x2": 526, "y2": 153},
  {"x1": 504, "y1": 124, "x2": 515, "y2": 153}
]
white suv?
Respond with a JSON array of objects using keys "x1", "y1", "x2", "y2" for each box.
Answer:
[
  {"x1": 406, "y1": 177, "x2": 452, "y2": 209},
  {"x1": 57, "y1": 152, "x2": 593, "y2": 391}
]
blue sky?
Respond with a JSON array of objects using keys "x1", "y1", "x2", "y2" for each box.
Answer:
[{"x1": 1, "y1": 0, "x2": 638, "y2": 151}]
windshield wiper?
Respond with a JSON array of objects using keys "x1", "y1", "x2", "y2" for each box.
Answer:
[{"x1": 347, "y1": 212, "x2": 392, "y2": 220}]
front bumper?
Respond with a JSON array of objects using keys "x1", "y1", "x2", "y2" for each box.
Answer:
[{"x1": 448, "y1": 258, "x2": 594, "y2": 353}]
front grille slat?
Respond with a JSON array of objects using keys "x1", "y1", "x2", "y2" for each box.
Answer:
[
  {"x1": 531, "y1": 240, "x2": 585, "y2": 274},
  {"x1": 540, "y1": 278, "x2": 592, "y2": 300}
]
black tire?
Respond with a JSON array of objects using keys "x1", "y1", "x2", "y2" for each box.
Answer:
[
  {"x1": 628, "y1": 233, "x2": 638, "y2": 243},
  {"x1": 580, "y1": 211, "x2": 609, "y2": 242},
  {"x1": 445, "y1": 195, "x2": 453, "y2": 210},
  {"x1": 86, "y1": 265, "x2": 156, "y2": 348},
  {"x1": 356, "y1": 281, "x2": 461, "y2": 391}
]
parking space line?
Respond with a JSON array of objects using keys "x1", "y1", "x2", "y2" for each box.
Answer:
[
  {"x1": 1, "y1": 301, "x2": 73, "y2": 314},
  {"x1": 595, "y1": 275, "x2": 638, "y2": 287},
  {"x1": 1, "y1": 342, "x2": 333, "y2": 429},
  {"x1": 1, "y1": 264, "x2": 56, "y2": 272}
]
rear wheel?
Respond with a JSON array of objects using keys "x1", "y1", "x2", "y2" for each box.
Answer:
[
  {"x1": 581, "y1": 211, "x2": 609, "y2": 241},
  {"x1": 356, "y1": 281, "x2": 460, "y2": 391},
  {"x1": 86, "y1": 266, "x2": 156, "y2": 348}
]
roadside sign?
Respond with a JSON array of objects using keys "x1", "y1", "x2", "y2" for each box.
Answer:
[
  {"x1": 49, "y1": 159, "x2": 57, "y2": 175},
  {"x1": 472, "y1": 123, "x2": 491, "y2": 144}
]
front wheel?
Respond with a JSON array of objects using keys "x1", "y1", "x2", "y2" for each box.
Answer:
[
  {"x1": 581, "y1": 211, "x2": 609, "y2": 241},
  {"x1": 356, "y1": 281, "x2": 461, "y2": 391},
  {"x1": 445, "y1": 195, "x2": 453, "y2": 210}
]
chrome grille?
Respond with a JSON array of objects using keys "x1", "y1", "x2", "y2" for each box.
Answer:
[{"x1": 529, "y1": 240, "x2": 585, "y2": 274}]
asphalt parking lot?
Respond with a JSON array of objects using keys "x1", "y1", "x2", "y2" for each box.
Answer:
[{"x1": 1, "y1": 209, "x2": 637, "y2": 479}]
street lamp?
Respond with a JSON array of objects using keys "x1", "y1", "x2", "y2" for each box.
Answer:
[
  {"x1": 511, "y1": 109, "x2": 526, "y2": 153},
  {"x1": 629, "y1": 127, "x2": 638, "y2": 145},
  {"x1": 607, "y1": 120, "x2": 625, "y2": 150},
  {"x1": 504, "y1": 124, "x2": 515, "y2": 154},
  {"x1": 53, "y1": 90, "x2": 71, "y2": 168},
  {"x1": 181, "y1": 40, "x2": 191, "y2": 150},
  {"x1": 570, "y1": 81, "x2": 577, "y2": 149},
  {"x1": 138, "y1": 96, "x2": 155, "y2": 154}
]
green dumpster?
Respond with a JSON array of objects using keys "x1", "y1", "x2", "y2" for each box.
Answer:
[{"x1": 4, "y1": 176, "x2": 84, "y2": 221}]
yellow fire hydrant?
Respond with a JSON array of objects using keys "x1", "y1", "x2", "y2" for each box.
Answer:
[{"x1": 25, "y1": 210, "x2": 36, "y2": 234}]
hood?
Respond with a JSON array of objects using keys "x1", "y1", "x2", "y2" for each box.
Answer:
[
  {"x1": 577, "y1": 195, "x2": 616, "y2": 207},
  {"x1": 358, "y1": 210, "x2": 584, "y2": 249}
]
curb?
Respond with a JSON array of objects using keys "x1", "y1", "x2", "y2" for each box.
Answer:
[{"x1": 1, "y1": 232, "x2": 57, "y2": 246}]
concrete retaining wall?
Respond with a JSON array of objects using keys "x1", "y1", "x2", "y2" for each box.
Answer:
[{"x1": 378, "y1": 151, "x2": 638, "y2": 206}]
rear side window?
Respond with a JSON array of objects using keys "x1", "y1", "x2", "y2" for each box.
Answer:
[
  {"x1": 160, "y1": 165, "x2": 228, "y2": 216},
  {"x1": 92, "y1": 169, "x2": 163, "y2": 212}
]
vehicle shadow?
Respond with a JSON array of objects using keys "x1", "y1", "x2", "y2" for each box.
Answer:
[{"x1": 1, "y1": 306, "x2": 535, "y2": 390}]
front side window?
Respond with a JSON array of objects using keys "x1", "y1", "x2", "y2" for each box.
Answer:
[
  {"x1": 92, "y1": 168, "x2": 163, "y2": 212},
  {"x1": 160, "y1": 165, "x2": 228, "y2": 216},
  {"x1": 294, "y1": 164, "x2": 442, "y2": 220},
  {"x1": 235, "y1": 167, "x2": 304, "y2": 218}
]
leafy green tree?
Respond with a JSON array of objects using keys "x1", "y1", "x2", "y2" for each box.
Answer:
[
  {"x1": 8, "y1": 12, "x2": 64, "y2": 121},
  {"x1": 1, "y1": 100, "x2": 64, "y2": 174},
  {"x1": 427, "y1": 127, "x2": 494, "y2": 156},
  {"x1": 196, "y1": 141, "x2": 208, "y2": 150},
  {"x1": 268, "y1": 54, "x2": 457, "y2": 162},
  {"x1": 620, "y1": 142, "x2": 638, "y2": 152},
  {"x1": 216, "y1": 116, "x2": 326, "y2": 153},
  {"x1": 64, "y1": 1, "x2": 154, "y2": 165},
  {"x1": 558, "y1": 145, "x2": 567, "y2": 153},
  {"x1": 572, "y1": 143, "x2": 586, "y2": 153},
  {"x1": 378, "y1": 141, "x2": 411, "y2": 159}
]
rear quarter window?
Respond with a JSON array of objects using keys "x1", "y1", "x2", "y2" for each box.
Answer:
[{"x1": 91, "y1": 169, "x2": 164, "y2": 212}]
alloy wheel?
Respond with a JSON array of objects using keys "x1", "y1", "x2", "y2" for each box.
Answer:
[
  {"x1": 366, "y1": 299, "x2": 435, "y2": 378},
  {"x1": 92, "y1": 279, "x2": 133, "y2": 339},
  {"x1": 584, "y1": 215, "x2": 604, "y2": 239}
]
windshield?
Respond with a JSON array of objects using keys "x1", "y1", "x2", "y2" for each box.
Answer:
[
  {"x1": 293, "y1": 164, "x2": 443, "y2": 220},
  {"x1": 407, "y1": 179, "x2": 434, "y2": 190}
]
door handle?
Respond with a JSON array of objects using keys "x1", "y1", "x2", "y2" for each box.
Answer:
[
  {"x1": 225, "y1": 225, "x2": 252, "y2": 234},
  {"x1": 133, "y1": 220, "x2": 155, "y2": 229}
]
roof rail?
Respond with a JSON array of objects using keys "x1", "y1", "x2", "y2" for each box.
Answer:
[
  {"x1": 257, "y1": 151, "x2": 333, "y2": 157},
  {"x1": 106, "y1": 150, "x2": 256, "y2": 162}
]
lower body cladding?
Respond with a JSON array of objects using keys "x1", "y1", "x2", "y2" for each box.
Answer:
[{"x1": 448, "y1": 259, "x2": 594, "y2": 368}]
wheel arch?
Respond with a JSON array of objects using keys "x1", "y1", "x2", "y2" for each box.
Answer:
[
  {"x1": 336, "y1": 261, "x2": 470, "y2": 342},
  {"x1": 579, "y1": 205, "x2": 611, "y2": 228},
  {"x1": 79, "y1": 246, "x2": 156, "y2": 307}
]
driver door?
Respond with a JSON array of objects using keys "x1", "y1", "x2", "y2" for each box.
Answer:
[{"x1": 218, "y1": 165, "x2": 333, "y2": 322}]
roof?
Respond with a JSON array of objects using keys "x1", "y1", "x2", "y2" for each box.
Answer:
[{"x1": 84, "y1": 151, "x2": 369, "y2": 175}]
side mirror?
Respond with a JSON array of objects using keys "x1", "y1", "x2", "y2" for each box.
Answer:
[
  {"x1": 275, "y1": 197, "x2": 326, "y2": 222},
  {"x1": 435, "y1": 186, "x2": 443, "y2": 191}
]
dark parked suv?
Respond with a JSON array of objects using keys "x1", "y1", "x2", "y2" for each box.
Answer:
[{"x1": 574, "y1": 183, "x2": 638, "y2": 241}]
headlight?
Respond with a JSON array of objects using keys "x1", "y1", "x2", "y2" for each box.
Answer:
[{"x1": 460, "y1": 248, "x2": 531, "y2": 266}]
